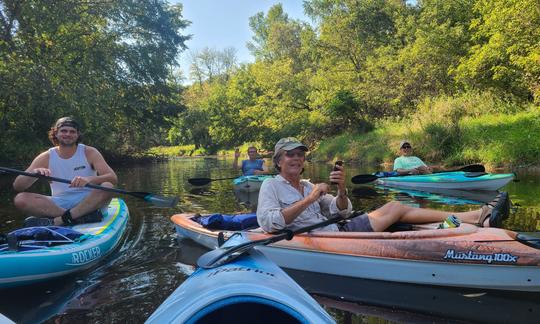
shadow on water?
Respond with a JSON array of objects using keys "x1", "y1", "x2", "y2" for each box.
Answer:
[{"x1": 1, "y1": 158, "x2": 539, "y2": 323}]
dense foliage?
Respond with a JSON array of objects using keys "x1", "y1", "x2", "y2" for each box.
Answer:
[
  {"x1": 2, "y1": 0, "x2": 539, "y2": 165},
  {"x1": 0, "y1": 0, "x2": 189, "y2": 162},
  {"x1": 174, "y1": 0, "x2": 539, "y2": 156}
]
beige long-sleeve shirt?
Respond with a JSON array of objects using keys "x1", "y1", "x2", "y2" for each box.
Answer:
[{"x1": 256, "y1": 175, "x2": 352, "y2": 233}]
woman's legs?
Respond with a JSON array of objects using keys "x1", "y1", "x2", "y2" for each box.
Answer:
[{"x1": 367, "y1": 201, "x2": 486, "y2": 232}]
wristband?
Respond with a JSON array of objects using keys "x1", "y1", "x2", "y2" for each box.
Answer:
[{"x1": 337, "y1": 188, "x2": 348, "y2": 198}]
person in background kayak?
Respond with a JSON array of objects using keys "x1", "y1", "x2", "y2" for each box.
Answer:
[
  {"x1": 233, "y1": 146, "x2": 269, "y2": 175},
  {"x1": 393, "y1": 141, "x2": 432, "y2": 175},
  {"x1": 12, "y1": 117, "x2": 117, "y2": 227},
  {"x1": 257, "y1": 137, "x2": 509, "y2": 233}
]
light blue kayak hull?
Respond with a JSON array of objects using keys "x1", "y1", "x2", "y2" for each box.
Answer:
[
  {"x1": 233, "y1": 175, "x2": 273, "y2": 191},
  {"x1": 147, "y1": 233, "x2": 334, "y2": 323},
  {"x1": 0, "y1": 198, "x2": 129, "y2": 288},
  {"x1": 376, "y1": 171, "x2": 514, "y2": 190}
]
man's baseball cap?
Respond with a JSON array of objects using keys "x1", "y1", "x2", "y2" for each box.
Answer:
[
  {"x1": 399, "y1": 140, "x2": 411, "y2": 149},
  {"x1": 54, "y1": 117, "x2": 80, "y2": 130}
]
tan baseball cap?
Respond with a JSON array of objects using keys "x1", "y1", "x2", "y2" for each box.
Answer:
[{"x1": 273, "y1": 137, "x2": 308, "y2": 160}]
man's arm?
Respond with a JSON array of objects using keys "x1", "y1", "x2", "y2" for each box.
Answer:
[
  {"x1": 85, "y1": 146, "x2": 117, "y2": 186},
  {"x1": 253, "y1": 160, "x2": 269, "y2": 175},
  {"x1": 13, "y1": 152, "x2": 49, "y2": 192},
  {"x1": 232, "y1": 148, "x2": 240, "y2": 170}
]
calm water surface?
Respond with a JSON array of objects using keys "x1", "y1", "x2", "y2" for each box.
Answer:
[{"x1": 1, "y1": 157, "x2": 539, "y2": 323}]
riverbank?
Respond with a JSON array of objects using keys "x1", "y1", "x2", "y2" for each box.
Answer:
[
  {"x1": 148, "y1": 110, "x2": 539, "y2": 171},
  {"x1": 313, "y1": 105, "x2": 540, "y2": 170}
]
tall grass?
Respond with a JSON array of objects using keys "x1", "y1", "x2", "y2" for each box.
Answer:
[{"x1": 313, "y1": 92, "x2": 540, "y2": 167}]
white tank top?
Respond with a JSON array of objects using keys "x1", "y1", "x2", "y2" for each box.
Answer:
[{"x1": 48, "y1": 144, "x2": 96, "y2": 196}]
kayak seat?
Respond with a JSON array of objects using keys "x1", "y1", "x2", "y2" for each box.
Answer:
[
  {"x1": 465, "y1": 172, "x2": 488, "y2": 178},
  {"x1": 386, "y1": 222, "x2": 414, "y2": 232},
  {"x1": 516, "y1": 233, "x2": 540, "y2": 250},
  {"x1": 193, "y1": 213, "x2": 259, "y2": 231}
]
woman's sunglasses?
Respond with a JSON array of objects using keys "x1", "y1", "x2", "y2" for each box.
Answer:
[{"x1": 284, "y1": 150, "x2": 306, "y2": 158}]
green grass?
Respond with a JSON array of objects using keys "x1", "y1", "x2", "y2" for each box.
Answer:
[
  {"x1": 147, "y1": 145, "x2": 196, "y2": 157},
  {"x1": 313, "y1": 95, "x2": 540, "y2": 167}
]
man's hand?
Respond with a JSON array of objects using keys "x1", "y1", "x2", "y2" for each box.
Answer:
[
  {"x1": 31, "y1": 168, "x2": 52, "y2": 177},
  {"x1": 416, "y1": 165, "x2": 432, "y2": 174},
  {"x1": 70, "y1": 176, "x2": 91, "y2": 187}
]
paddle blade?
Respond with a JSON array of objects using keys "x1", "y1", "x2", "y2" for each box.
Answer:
[
  {"x1": 351, "y1": 174, "x2": 379, "y2": 184},
  {"x1": 197, "y1": 239, "x2": 264, "y2": 269},
  {"x1": 130, "y1": 192, "x2": 178, "y2": 207},
  {"x1": 188, "y1": 178, "x2": 211, "y2": 186},
  {"x1": 458, "y1": 164, "x2": 485, "y2": 173}
]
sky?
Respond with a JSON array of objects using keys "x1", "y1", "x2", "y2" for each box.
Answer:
[{"x1": 172, "y1": 1, "x2": 309, "y2": 81}]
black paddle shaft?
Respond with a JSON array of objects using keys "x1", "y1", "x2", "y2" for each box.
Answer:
[
  {"x1": 198, "y1": 211, "x2": 364, "y2": 269},
  {"x1": 0, "y1": 166, "x2": 178, "y2": 207}
]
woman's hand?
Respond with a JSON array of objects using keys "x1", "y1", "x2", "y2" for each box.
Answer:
[
  {"x1": 329, "y1": 164, "x2": 346, "y2": 191},
  {"x1": 307, "y1": 183, "x2": 328, "y2": 203}
]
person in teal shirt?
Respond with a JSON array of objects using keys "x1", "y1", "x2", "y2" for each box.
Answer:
[
  {"x1": 393, "y1": 141, "x2": 432, "y2": 175},
  {"x1": 233, "y1": 146, "x2": 269, "y2": 176}
]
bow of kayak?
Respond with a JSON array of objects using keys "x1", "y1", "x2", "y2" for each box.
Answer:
[
  {"x1": 233, "y1": 175, "x2": 274, "y2": 191},
  {"x1": 0, "y1": 198, "x2": 129, "y2": 288},
  {"x1": 147, "y1": 232, "x2": 334, "y2": 323},
  {"x1": 376, "y1": 171, "x2": 514, "y2": 190}
]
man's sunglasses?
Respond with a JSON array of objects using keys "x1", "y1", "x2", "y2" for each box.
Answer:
[{"x1": 401, "y1": 145, "x2": 412, "y2": 149}]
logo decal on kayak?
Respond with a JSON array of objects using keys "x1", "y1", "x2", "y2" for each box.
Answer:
[
  {"x1": 69, "y1": 247, "x2": 102, "y2": 265},
  {"x1": 443, "y1": 249, "x2": 518, "y2": 263},
  {"x1": 207, "y1": 267, "x2": 275, "y2": 278}
]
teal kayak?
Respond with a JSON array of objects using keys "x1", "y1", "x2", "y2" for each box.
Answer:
[
  {"x1": 147, "y1": 232, "x2": 334, "y2": 323},
  {"x1": 0, "y1": 198, "x2": 129, "y2": 288},
  {"x1": 376, "y1": 171, "x2": 514, "y2": 191},
  {"x1": 233, "y1": 175, "x2": 274, "y2": 191}
]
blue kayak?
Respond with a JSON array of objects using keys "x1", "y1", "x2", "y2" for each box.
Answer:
[
  {"x1": 376, "y1": 171, "x2": 514, "y2": 191},
  {"x1": 233, "y1": 175, "x2": 274, "y2": 191},
  {"x1": 147, "y1": 232, "x2": 334, "y2": 323},
  {"x1": 0, "y1": 198, "x2": 129, "y2": 288}
]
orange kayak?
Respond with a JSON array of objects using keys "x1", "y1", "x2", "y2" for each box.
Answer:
[{"x1": 172, "y1": 213, "x2": 540, "y2": 292}]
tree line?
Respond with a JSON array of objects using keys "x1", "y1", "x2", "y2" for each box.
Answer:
[{"x1": 1, "y1": 0, "x2": 538, "y2": 162}]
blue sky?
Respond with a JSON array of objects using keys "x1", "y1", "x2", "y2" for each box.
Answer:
[{"x1": 172, "y1": 1, "x2": 308, "y2": 79}]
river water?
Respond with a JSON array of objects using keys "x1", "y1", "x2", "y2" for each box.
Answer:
[{"x1": 0, "y1": 157, "x2": 539, "y2": 323}]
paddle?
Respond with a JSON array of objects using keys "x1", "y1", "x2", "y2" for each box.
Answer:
[
  {"x1": 351, "y1": 164, "x2": 486, "y2": 185},
  {"x1": 0, "y1": 167, "x2": 178, "y2": 208},
  {"x1": 188, "y1": 176, "x2": 240, "y2": 186},
  {"x1": 197, "y1": 211, "x2": 363, "y2": 269},
  {"x1": 188, "y1": 174, "x2": 275, "y2": 186}
]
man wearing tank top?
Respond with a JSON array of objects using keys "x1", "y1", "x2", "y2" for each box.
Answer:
[{"x1": 12, "y1": 117, "x2": 117, "y2": 227}]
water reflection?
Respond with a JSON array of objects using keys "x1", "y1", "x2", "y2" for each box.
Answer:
[{"x1": 0, "y1": 157, "x2": 539, "y2": 323}]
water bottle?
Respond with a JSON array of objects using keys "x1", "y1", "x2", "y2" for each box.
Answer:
[{"x1": 438, "y1": 215, "x2": 461, "y2": 229}]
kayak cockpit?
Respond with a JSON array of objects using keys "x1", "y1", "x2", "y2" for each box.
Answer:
[{"x1": 186, "y1": 296, "x2": 309, "y2": 324}]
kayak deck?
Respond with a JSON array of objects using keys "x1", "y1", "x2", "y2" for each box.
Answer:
[
  {"x1": 172, "y1": 213, "x2": 540, "y2": 292},
  {"x1": 376, "y1": 171, "x2": 514, "y2": 190},
  {"x1": 147, "y1": 233, "x2": 334, "y2": 323},
  {"x1": 0, "y1": 198, "x2": 129, "y2": 288}
]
